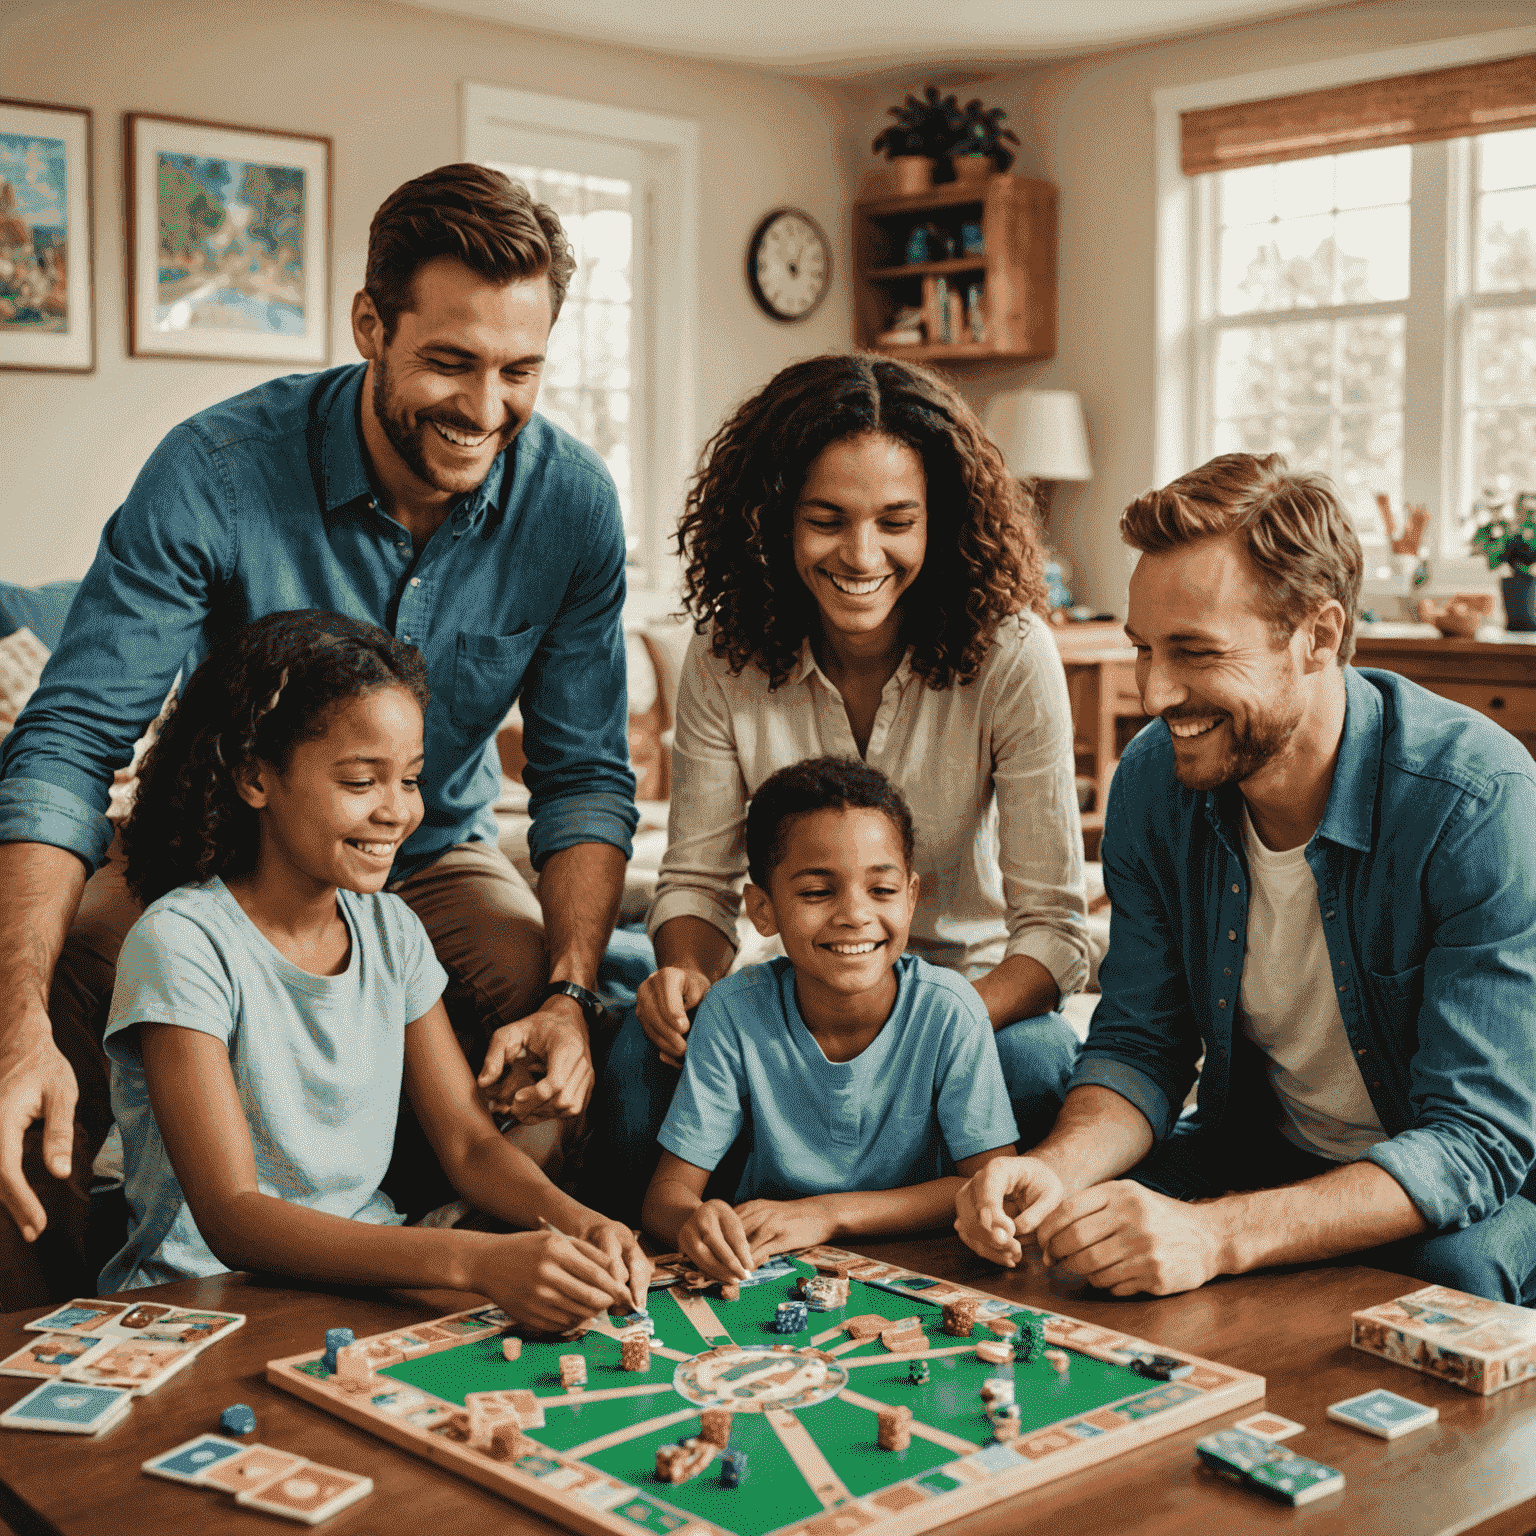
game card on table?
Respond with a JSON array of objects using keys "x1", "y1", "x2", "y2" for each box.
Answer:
[{"x1": 0, "y1": 1378, "x2": 133, "y2": 1434}]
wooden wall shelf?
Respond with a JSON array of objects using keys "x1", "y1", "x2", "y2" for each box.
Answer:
[{"x1": 853, "y1": 172, "x2": 1058, "y2": 363}]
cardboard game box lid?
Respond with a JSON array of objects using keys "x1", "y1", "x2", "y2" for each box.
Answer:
[{"x1": 1351, "y1": 1284, "x2": 1536, "y2": 1395}]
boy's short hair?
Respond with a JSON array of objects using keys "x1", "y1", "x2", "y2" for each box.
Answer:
[
  {"x1": 746, "y1": 756, "x2": 916, "y2": 887},
  {"x1": 1119, "y1": 451, "x2": 1363, "y2": 665}
]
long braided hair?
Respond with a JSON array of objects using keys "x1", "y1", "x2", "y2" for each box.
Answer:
[{"x1": 122, "y1": 610, "x2": 430, "y2": 907}]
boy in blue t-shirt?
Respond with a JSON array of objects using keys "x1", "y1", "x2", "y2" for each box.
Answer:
[{"x1": 643, "y1": 756, "x2": 1018, "y2": 1280}]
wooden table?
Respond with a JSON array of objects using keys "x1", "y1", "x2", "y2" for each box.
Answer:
[{"x1": 3, "y1": 1243, "x2": 1535, "y2": 1536}]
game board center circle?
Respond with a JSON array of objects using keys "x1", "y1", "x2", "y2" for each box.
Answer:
[{"x1": 672, "y1": 1346, "x2": 849, "y2": 1412}]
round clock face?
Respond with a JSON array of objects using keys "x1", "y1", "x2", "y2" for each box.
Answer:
[{"x1": 748, "y1": 208, "x2": 831, "y2": 322}]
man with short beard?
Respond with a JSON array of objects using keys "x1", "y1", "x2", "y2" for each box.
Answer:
[
  {"x1": 0, "y1": 165, "x2": 637, "y2": 1305},
  {"x1": 955, "y1": 453, "x2": 1536, "y2": 1303}
]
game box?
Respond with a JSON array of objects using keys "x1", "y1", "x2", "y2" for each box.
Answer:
[
  {"x1": 1351, "y1": 1283, "x2": 1536, "y2": 1396},
  {"x1": 268, "y1": 1245, "x2": 1263, "y2": 1536}
]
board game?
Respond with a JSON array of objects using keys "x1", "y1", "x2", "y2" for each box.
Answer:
[
  {"x1": 1352, "y1": 1283, "x2": 1536, "y2": 1395},
  {"x1": 268, "y1": 1245, "x2": 1264, "y2": 1536}
]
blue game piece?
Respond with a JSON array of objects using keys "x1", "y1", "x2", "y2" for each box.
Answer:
[
  {"x1": 323, "y1": 1328, "x2": 354, "y2": 1373},
  {"x1": 909, "y1": 1360, "x2": 930, "y2": 1385},
  {"x1": 772, "y1": 1301, "x2": 808, "y2": 1334},
  {"x1": 719, "y1": 1448, "x2": 747, "y2": 1487},
  {"x1": 219, "y1": 1402, "x2": 256, "y2": 1436}
]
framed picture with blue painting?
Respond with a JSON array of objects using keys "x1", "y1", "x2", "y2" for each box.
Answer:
[
  {"x1": 0, "y1": 98, "x2": 94, "y2": 373},
  {"x1": 126, "y1": 112, "x2": 330, "y2": 364}
]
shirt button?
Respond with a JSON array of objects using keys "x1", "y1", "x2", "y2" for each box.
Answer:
[
  {"x1": 1227, "y1": 929, "x2": 1237, "y2": 941},
  {"x1": 410, "y1": 577, "x2": 421, "y2": 587},
  {"x1": 1231, "y1": 884, "x2": 1240, "y2": 894},
  {"x1": 402, "y1": 633, "x2": 412, "y2": 643},
  {"x1": 1357, "y1": 1048, "x2": 1367, "y2": 1057},
  {"x1": 1218, "y1": 1047, "x2": 1228, "y2": 1060},
  {"x1": 1218, "y1": 999, "x2": 1227, "y2": 1008},
  {"x1": 1223, "y1": 968, "x2": 1231, "y2": 976},
  {"x1": 396, "y1": 540, "x2": 406, "y2": 550}
]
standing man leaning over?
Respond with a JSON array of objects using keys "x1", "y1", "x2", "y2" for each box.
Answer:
[
  {"x1": 957, "y1": 453, "x2": 1536, "y2": 1303},
  {"x1": 0, "y1": 164, "x2": 637, "y2": 1306}
]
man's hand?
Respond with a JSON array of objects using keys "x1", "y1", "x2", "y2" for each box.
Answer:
[
  {"x1": 954, "y1": 1156, "x2": 1065, "y2": 1267},
  {"x1": 735, "y1": 1197, "x2": 837, "y2": 1268},
  {"x1": 677, "y1": 1198, "x2": 755, "y2": 1282},
  {"x1": 469, "y1": 1230, "x2": 633, "y2": 1332},
  {"x1": 1036, "y1": 1180, "x2": 1228, "y2": 1296},
  {"x1": 635, "y1": 966, "x2": 711, "y2": 1069},
  {"x1": 477, "y1": 998, "x2": 593, "y2": 1122},
  {"x1": 571, "y1": 1214, "x2": 654, "y2": 1314},
  {"x1": 0, "y1": 1015, "x2": 78, "y2": 1242}
]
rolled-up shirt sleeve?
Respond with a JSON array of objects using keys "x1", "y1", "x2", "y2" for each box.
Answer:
[
  {"x1": 993, "y1": 620, "x2": 1091, "y2": 997},
  {"x1": 1363, "y1": 767, "x2": 1536, "y2": 1230},
  {"x1": 0, "y1": 423, "x2": 228, "y2": 870},
  {"x1": 647, "y1": 633, "x2": 749, "y2": 950},
  {"x1": 519, "y1": 468, "x2": 638, "y2": 868}
]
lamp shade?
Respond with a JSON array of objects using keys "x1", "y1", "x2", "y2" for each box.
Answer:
[{"x1": 983, "y1": 390, "x2": 1092, "y2": 481}]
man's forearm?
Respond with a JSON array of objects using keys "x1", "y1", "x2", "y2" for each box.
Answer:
[
  {"x1": 538, "y1": 841, "x2": 627, "y2": 990},
  {"x1": 1031, "y1": 1085, "x2": 1156, "y2": 1197},
  {"x1": 653, "y1": 915, "x2": 736, "y2": 985},
  {"x1": 0, "y1": 842, "x2": 88, "y2": 1042},
  {"x1": 1212, "y1": 1159, "x2": 1428, "y2": 1274},
  {"x1": 972, "y1": 955, "x2": 1059, "y2": 1031}
]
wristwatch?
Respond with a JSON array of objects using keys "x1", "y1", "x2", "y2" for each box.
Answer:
[{"x1": 543, "y1": 980, "x2": 622, "y2": 1033}]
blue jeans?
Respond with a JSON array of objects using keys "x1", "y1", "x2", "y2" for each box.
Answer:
[
  {"x1": 595, "y1": 994, "x2": 1079, "y2": 1225},
  {"x1": 1128, "y1": 1118, "x2": 1536, "y2": 1306}
]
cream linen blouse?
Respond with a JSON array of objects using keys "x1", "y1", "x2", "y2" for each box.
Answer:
[{"x1": 647, "y1": 612, "x2": 1090, "y2": 994}]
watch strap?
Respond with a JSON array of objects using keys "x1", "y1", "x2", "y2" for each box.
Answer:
[{"x1": 543, "y1": 980, "x2": 621, "y2": 1032}]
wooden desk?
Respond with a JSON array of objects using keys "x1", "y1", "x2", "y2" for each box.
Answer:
[{"x1": 4, "y1": 1248, "x2": 1534, "y2": 1536}]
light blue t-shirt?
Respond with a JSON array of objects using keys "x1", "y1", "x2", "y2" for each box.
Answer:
[
  {"x1": 659, "y1": 954, "x2": 1018, "y2": 1201},
  {"x1": 101, "y1": 878, "x2": 448, "y2": 1292}
]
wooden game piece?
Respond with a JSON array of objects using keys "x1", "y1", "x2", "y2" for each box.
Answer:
[
  {"x1": 334, "y1": 1342, "x2": 377, "y2": 1394},
  {"x1": 559, "y1": 1354, "x2": 587, "y2": 1390},
  {"x1": 655, "y1": 1438, "x2": 715, "y2": 1483},
  {"x1": 877, "y1": 1405, "x2": 913, "y2": 1452},
  {"x1": 980, "y1": 1379, "x2": 1015, "y2": 1409},
  {"x1": 219, "y1": 1403, "x2": 256, "y2": 1435},
  {"x1": 464, "y1": 1392, "x2": 525, "y2": 1452},
  {"x1": 881, "y1": 1325, "x2": 926, "y2": 1353},
  {"x1": 801, "y1": 1276, "x2": 847, "y2": 1312},
  {"x1": 719, "y1": 1447, "x2": 747, "y2": 1487},
  {"x1": 845, "y1": 1314, "x2": 887, "y2": 1341},
  {"x1": 976, "y1": 1340, "x2": 1014, "y2": 1365},
  {"x1": 323, "y1": 1328, "x2": 354, "y2": 1373},
  {"x1": 700, "y1": 1409, "x2": 732, "y2": 1448},
  {"x1": 942, "y1": 1299, "x2": 980, "y2": 1337},
  {"x1": 719, "y1": 1283, "x2": 740, "y2": 1302},
  {"x1": 502, "y1": 1335, "x2": 522, "y2": 1362},
  {"x1": 1044, "y1": 1348, "x2": 1070, "y2": 1374},
  {"x1": 988, "y1": 1318, "x2": 1020, "y2": 1339},
  {"x1": 621, "y1": 1335, "x2": 651, "y2": 1372},
  {"x1": 989, "y1": 1403, "x2": 1022, "y2": 1441}
]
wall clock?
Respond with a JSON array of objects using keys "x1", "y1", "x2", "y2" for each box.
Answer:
[{"x1": 747, "y1": 208, "x2": 832, "y2": 322}]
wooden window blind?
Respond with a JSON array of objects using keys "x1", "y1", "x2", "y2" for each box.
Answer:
[{"x1": 1181, "y1": 52, "x2": 1536, "y2": 175}]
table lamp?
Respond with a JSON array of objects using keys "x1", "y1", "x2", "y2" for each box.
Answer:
[{"x1": 982, "y1": 389, "x2": 1092, "y2": 526}]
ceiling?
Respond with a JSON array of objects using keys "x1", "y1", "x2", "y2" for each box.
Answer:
[{"x1": 390, "y1": 0, "x2": 1351, "y2": 74}]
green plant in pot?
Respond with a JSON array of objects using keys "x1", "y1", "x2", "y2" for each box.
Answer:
[
  {"x1": 873, "y1": 88, "x2": 961, "y2": 195},
  {"x1": 950, "y1": 99, "x2": 1020, "y2": 184},
  {"x1": 1469, "y1": 489, "x2": 1536, "y2": 631}
]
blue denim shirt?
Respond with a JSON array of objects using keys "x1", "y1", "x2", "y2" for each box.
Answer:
[
  {"x1": 0, "y1": 364, "x2": 637, "y2": 879},
  {"x1": 1074, "y1": 666, "x2": 1536, "y2": 1232}
]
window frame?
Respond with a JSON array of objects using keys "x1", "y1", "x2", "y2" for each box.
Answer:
[
  {"x1": 1152, "y1": 26, "x2": 1536, "y2": 597},
  {"x1": 461, "y1": 81, "x2": 700, "y2": 608}
]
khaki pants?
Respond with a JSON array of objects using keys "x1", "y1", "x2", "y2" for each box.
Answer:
[{"x1": 0, "y1": 839, "x2": 575, "y2": 1309}]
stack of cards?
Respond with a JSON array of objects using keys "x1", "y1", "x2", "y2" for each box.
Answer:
[
  {"x1": 144, "y1": 1435, "x2": 373, "y2": 1525},
  {"x1": 1197, "y1": 1427, "x2": 1345, "y2": 1507},
  {"x1": 1327, "y1": 1388, "x2": 1439, "y2": 1439},
  {"x1": 0, "y1": 1379, "x2": 134, "y2": 1436}
]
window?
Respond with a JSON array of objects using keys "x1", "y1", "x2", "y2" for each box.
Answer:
[
  {"x1": 461, "y1": 84, "x2": 699, "y2": 603},
  {"x1": 1154, "y1": 30, "x2": 1536, "y2": 591}
]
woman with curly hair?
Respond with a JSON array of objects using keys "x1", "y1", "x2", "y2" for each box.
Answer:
[
  {"x1": 603, "y1": 354, "x2": 1090, "y2": 1213},
  {"x1": 103, "y1": 609, "x2": 649, "y2": 1318}
]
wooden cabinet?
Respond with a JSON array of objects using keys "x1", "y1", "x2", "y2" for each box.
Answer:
[
  {"x1": 852, "y1": 174, "x2": 1057, "y2": 363},
  {"x1": 1352, "y1": 631, "x2": 1536, "y2": 757}
]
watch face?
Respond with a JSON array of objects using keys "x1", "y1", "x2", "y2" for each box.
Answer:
[{"x1": 748, "y1": 208, "x2": 831, "y2": 322}]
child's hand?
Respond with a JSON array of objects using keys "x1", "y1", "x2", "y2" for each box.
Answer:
[
  {"x1": 571, "y1": 1215, "x2": 654, "y2": 1313},
  {"x1": 635, "y1": 967, "x2": 711, "y2": 1069},
  {"x1": 735, "y1": 1197, "x2": 837, "y2": 1266},
  {"x1": 676, "y1": 1198, "x2": 755, "y2": 1282},
  {"x1": 471, "y1": 1230, "x2": 633, "y2": 1332}
]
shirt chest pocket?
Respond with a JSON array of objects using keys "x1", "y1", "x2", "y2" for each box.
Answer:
[{"x1": 450, "y1": 627, "x2": 544, "y2": 737}]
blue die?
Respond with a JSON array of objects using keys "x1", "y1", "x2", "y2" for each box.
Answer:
[
  {"x1": 773, "y1": 1301, "x2": 807, "y2": 1334},
  {"x1": 720, "y1": 1449, "x2": 748, "y2": 1487},
  {"x1": 323, "y1": 1327, "x2": 354, "y2": 1373},
  {"x1": 219, "y1": 1402, "x2": 257, "y2": 1436}
]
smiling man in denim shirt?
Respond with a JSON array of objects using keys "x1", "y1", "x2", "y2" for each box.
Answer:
[
  {"x1": 957, "y1": 453, "x2": 1536, "y2": 1303},
  {"x1": 0, "y1": 164, "x2": 637, "y2": 1305}
]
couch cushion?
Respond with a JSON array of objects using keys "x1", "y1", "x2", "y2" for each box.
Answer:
[{"x1": 0, "y1": 580, "x2": 81, "y2": 651}]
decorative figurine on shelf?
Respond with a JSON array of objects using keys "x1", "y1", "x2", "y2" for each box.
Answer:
[
  {"x1": 874, "y1": 304, "x2": 925, "y2": 349},
  {"x1": 872, "y1": 87, "x2": 962, "y2": 195},
  {"x1": 966, "y1": 282, "x2": 985, "y2": 343},
  {"x1": 1376, "y1": 492, "x2": 1430, "y2": 590},
  {"x1": 1470, "y1": 487, "x2": 1536, "y2": 632},
  {"x1": 960, "y1": 222, "x2": 984, "y2": 255},
  {"x1": 949, "y1": 98, "x2": 1021, "y2": 183},
  {"x1": 904, "y1": 227, "x2": 930, "y2": 264}
]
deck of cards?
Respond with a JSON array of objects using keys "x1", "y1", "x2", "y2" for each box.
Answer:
[
  {"x1": 0, "y1": 1379, "x2": 134, "y2": 1436},
  {"x1": 144, "y1": 1435, "x2": 372, "y2": 1524},
  {"x1": 1327, "y1": 1388, "x2": 1439, "y2": 1439},
  {"x1": 1197, "y1": 1427, "x2": 1345, "y2": 1507}
]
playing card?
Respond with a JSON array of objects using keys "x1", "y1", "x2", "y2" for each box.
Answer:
[
  {"x1": 24, "y1": 1299, "x2": 128, "y2": 1335},
  {"x1": 62, "y1": 1336, "x2": 196, "y2": 1394},
  {"x1": 117, "y1": 1303, "x2": 173, "y2": 1330},
  {"x1": 234, "y1": 1461, "x2": 373, "y2": 1524},
  {"x1": 1244, "y1": 1449, "x2": 1345, "y2": 1505},
  {"x1": 1326, "y1": 1388, "x2": 1439, "y2": 1439},
  {"x1": 198, "y1": 1443, "x2": 307, "y2": 1493},
  {"x1": 1235, "y1": 1411, "x2": 1306, "y2": 1441},
  {"x1": 0, "y1": 1333, "x2": 110, "y2": 1380},
  {"x1": 0, "y1": 1378, "x2": 133, "y2": 1434},
  {"x1": 135, "y1": 1308, "x2": 244, "y2": 1346},
  {"x1": 142, "y1": 1433, "x2": 249, "y2": 1485}
]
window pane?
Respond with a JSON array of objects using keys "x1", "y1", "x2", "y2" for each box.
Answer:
[
  {"x1": 1219, "y1": 163, "x2": 1273, "y2": 226},
  {"x1": 1480, "y1": 127, "x2": 1536, "y2": 194},
  {"x1": 1476, "y1": 187, "x2": 1536, "y2": 293},
  {"x1": 1469, "y1": 306, "x2": 1536, "y2": 407},
  {"x1": 1334, "y1": 145, "x2": 1411, "y2": 210},
  {"x1": 1335, "y1": 206, "x2": 1410, "y2": 302},
  {"x1": 1338, "y1": 316, "x2": 1406, "y2": 409},
  {"x1": 1338, "y1": 410, "x2": 1404, "y2": 513},
  {"x1": 1274, "y1": 157, "x2": 1334, "y2": 220}
]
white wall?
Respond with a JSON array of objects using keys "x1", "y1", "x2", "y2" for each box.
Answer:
[
  {"x1": 834, "y1": 0, "x2": 1535, "y2": 615},
  {"x1": 0, "y1": 0, "x2": 853, "y2": 586}
]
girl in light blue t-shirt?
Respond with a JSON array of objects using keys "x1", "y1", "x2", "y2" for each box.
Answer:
[{"x1": 103, "y1": 609, "x2": 648, "y2": 1323}]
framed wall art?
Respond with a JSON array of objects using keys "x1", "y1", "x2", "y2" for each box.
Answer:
[
  {"x1": 126, "y1": 112, "x2": 330, "y2": 364},
  {"x1": 0, "y1": 98, "x2": 94, "y2": 373}
]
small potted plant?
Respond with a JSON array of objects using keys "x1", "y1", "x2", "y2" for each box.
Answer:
[
  {"x1": 873, "y1": 88, "x2": 961, "y2": 195},
  {"x1": 1469, "y1": 488, "x2": 1536, "y2": 631},
  {"x1": 949, "y1": 99, "x2": 1020, "y2": 185}
]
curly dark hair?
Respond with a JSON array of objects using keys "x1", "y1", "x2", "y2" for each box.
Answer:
[
  {"x1": 746, "y1": 755, "x2": 915, "y2": 888},
  {"x1": 122, "y1": 610, "x2": 431, "y2": 907},
  {"x1": 677, "y1": 353, "x2": 1049, "y2": 690}
]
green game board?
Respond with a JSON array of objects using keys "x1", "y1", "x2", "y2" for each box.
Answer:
[{"x1": 268, "y1": 1244, "x2": 1265, "y2": 1536}]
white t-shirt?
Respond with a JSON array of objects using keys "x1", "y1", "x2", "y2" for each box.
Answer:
[
  {"x1": 101, "y1": 878, "x2": 448, "y2": 1292},
  {"x1": 1238, "y1": 806, "x2": 1385, "y2": 1160}
]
